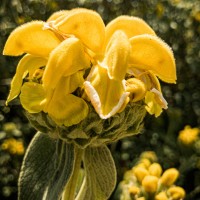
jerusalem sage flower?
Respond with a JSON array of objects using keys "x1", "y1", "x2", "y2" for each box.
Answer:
[{"x1": 3, "y1": 8, "x2": 176, "y2": 200}]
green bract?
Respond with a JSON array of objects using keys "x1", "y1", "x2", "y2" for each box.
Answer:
[{"x1": 26, "y1": 101, "x2": 146, "y2": 148}]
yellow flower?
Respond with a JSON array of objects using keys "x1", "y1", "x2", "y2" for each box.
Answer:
[
  {"x1": 178, "y1": 125, "x2": 200, "y2": 146},
  {"x1": 3, "y1": 8, "x2": 105, "y2": 126},
  {"x1": 155, "y1": 192, "x2": 168, "y2": 200},
  {"x1": 1, "y1": 138, "x2": 24, "y2": 155},
  {"x1": 132, "y1": 166, "x2": 149, "y2": 183},
  {"x1": 142, "y1": 175, "x2": 159, "y2": 193},
  {"x1": 128, "y1": 186, "x2": 140, "y2": 195},
  {"x1": 167, "y1": 186, "x2": 186, "y2": 200},
  {"x1": 84, "y1": 15, "x2": 176, "y2": 118},
  {"x1": 140, "y1": 151, "x2": 158, "y2": 162},
  {"x1": 138, "y1": 158, "x2": 152, "y2": 169},
  {"x1": 160, "y1": 168, "x2": 179, "y2": 186},
  {"x1": 148, "y1": 163, "x2": 163, "y2": 178},
  {"x1": 3, "y1": 8, "x2": 176, "y2": 125},
  {"x1": 119, "y1": 152, "x2": 185, "y2": 200}
]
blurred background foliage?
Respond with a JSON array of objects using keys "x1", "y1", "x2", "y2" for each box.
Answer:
[{"x1": 0, "y1": 0, "x2": 199, "y2": 199}]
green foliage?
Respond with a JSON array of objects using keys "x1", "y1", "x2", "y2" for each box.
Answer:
[
  {"x1": 18, "y1": 132, "x2": 117, "y2": 200},
  {"x1": 76, "y1": 145, "x2": 116, "y2": 200},
  {"x1": 18, "y1": 132, "x2": 75, "y2": 200}
]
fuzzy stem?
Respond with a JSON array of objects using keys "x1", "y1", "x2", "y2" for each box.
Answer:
[{"x1": 62, "y1": 146, "x2": 83, "y2": 200}]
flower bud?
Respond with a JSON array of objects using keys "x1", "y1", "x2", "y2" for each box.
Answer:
[
  {"x1": 129, "y1": 186, "x2": 140, "y2": 195},
  {"x1": 137, "y1": 197, "x2": 146, "y2": 200},
  {"x1": 139, "y1": 158, "x2": 151, "y2": 168},
  {"x1": 133, "y1": 166, "x2": 149, "y2": 183},
  {"x1": 142, "y1": 175, "x2": 158, "y2": 193},
  {"x1": 126, "y1": 78, "x2": 147, "y2": 102},
  {"x1": 155, "y1": 192, "x2": 168, "y2": 200},
  {"x1": 168, "y1": 186, "x2": 185, "y2": 200},
  {"x1": 160, "y1": 168, "x2": 179, "y2": 186},
  {"x1": 140, "y1": 151, "x2": 157, "y2": 162},
  {"x1": 178, "y1": 125, "x2": 199, "y2": 146},
  {"x1": 148, "y1": 163, "x2": 163, "y2": 177}
]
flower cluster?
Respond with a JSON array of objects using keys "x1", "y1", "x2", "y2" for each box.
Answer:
[
  {"x1": 3, "y1": 8, "x2": 176, "y2": 127},
  {"x1": 178, "y1": 125, "x2": 200, "y2": 146},
  {"x1": 118, "y1": 151, "x2": 185, "y2": 200},
  {"x1": 1, "y1": 138, "x2": 24, "y2": 155}
]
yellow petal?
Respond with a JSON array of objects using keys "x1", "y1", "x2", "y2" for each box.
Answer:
[
  {"x1": 142, "y1": 175, "x2": 159, "y2": 193},
  {"x1": 84, "y1": 65, "x2": 129, "y2": 118},
  {"x1": 102, "y1": 30, "x2": 130, "y2": 81},
  {"x1": 160, "y1": 168, "x2": 179, "y2": 186},
  {"x1": 20, "y1": 82, "x2": 45, "y2": 113},
  {"x1": 47, "y1": 10, "x2": 69, "y2": 22},
  {"x1": 126, "y1": 78, "x2": 147, "y2": 102},
  {"x1": 129, "y1": 34, "x2": 176, "y2": 83},
  {"x1": 63, "y1": 71, "x2": 85, "y2": 94},
  {"x1": 3, "y1": 21, "x2": 61, "y2": 57},
  {"x1": 128, "y1": 68, "x2": 161, "y2": 91},
  {"x1": 167, "y1": 186, "x2": 185, "y2": 199},
  {"x1": 6, "y1": 54, "x2": 47, "y2": 104},
  {"x1": 145, "y1": 91, "x2": 163, "y2": 117},
  {"x1": 42, "y1": 38, "x2": 90, "y2": 90},
  {"x1": 143, "y1": 71, "x2": 161, "y2": 91},
  {"x1": 105, "y1": 16, "x2": 156, "y2": 46},
  {"x1": 55, "y1": 8, "x2": 105, "y2": 53},
  {"x1": 47, "y1": 91, "x2": 88, "y2": 127}
]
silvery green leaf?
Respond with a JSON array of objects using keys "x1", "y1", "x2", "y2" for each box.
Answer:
[
  {"x1": 76, "y1": 145, "x2": 116, "y2": 200},
  {"x1": 45, "y1": 140, "x2": 74, "y2": 200},
  {"x1": 18, "y1": 132, "x2": 75, "y2": 200}
]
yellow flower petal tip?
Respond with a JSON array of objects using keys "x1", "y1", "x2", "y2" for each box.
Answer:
[
  {"x1": 155, "y1": 192, "x2": 168, "y2": 200},
  {"x1": 148, "y1": 163, "x2": 163, "y2": 177},
  {"x1": 105, "y1": 15, "x2": 156, "y2": 45},
  {"x1": 55, "y1": 8, "x2": 105, "y2": 53},
  {"x1": 145, "y1": 90, "x2": 164, "y2": 117},
  {"x1": 3, "y1": 21, "x2": 60, "y2": 57},
  {"x1": 142, "y1": 175, "x2": 159, "y2": 193},
  {"x1": 103, "y1": 30, "x2": 130, "y2": 81},
  {"x1": 130, "y1": 34, "x2": 176, "y2": 83},
  {"x1": 47, "y1": 10, "x2": 69, "y2": 22},
  {"x1": 160, "y1": 168, "x2": 179, "y2": 186},
  {"x1": 167, "y1": 186, "x2": 186, "y2": 200},
  {"x1": 133, "y1": 166, "x2": 149, "y2": 183}
]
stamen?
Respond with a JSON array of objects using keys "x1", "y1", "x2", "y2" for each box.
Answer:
[{"x1": 43, "y1": 22, "x2": 72, "y2": 41}]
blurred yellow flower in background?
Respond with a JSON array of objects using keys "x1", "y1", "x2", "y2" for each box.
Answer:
[
  {"x1": 1, "y1": 138, "x2": 24, "y2": 155},
  {"x1": 178, "y1": 125, "x2": 200, "y2": 146},
  {"x1": 118, "y1": 151, "x2": 185, "y2": 200}
]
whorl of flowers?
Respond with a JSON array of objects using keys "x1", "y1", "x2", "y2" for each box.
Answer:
[
  {"x1": 118, "y1": 151, "x2": 185, "y2": 200},
  {"x1": 178, "y1": 125, "x2": 200, "y2": 146},
  {"x1": 3, "y1": 8, "x2": 176, "y2": 131}
]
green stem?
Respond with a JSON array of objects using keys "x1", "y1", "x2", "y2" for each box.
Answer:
[{"x1": 62, "y1": 146, "x2": 83, "y2": 200}]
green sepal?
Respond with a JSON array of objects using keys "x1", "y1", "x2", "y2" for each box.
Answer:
[
  {"x1": 76, "y1": 145, "x2": 116, "y2": 200},
  {"x1": 25, "y1": 111, "x2": 56, "y2": 133},
  {"x1": 18, "y1": 132, "x2": 75, "y2": 200}
]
